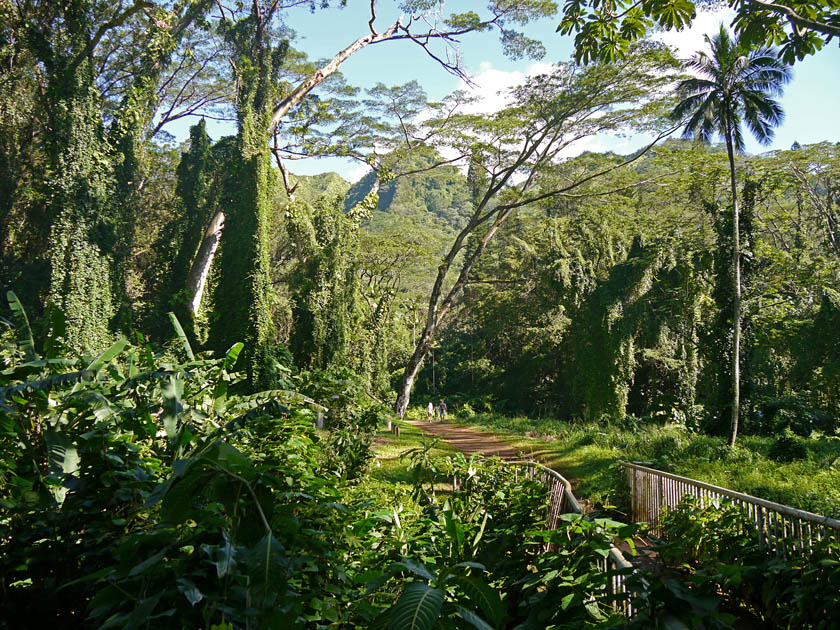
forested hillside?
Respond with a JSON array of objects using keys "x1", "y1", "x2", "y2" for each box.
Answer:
[{"x1": 2, "y1": 0, "x2": 839, "y2": 627}]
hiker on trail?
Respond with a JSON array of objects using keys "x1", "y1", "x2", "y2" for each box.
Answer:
[
  {"x1": 438, "y1": 399, "x2": 447, "y2": 422},
  {"x1": 427, "y1": 401, "x2": 434, "y2": 422}
]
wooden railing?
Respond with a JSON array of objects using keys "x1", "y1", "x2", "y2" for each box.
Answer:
[
  {"x1": 622, "y1": 461, "x2": 840, "y2": 554},
  {"x1": 514, "y1": 461, "x2": 637, "y2": 616}
]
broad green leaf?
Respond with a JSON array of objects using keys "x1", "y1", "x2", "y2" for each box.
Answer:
[
  {"x1": 454, "y1": 605, "x2": 495, "y2": 630},
  {"x1": 367, "y1": 607, "x2": 392, "y2": 630},
  {"x1": 387, "y1": 582, "x2": 444, "y2": 630},
  {"x1": 450, "y1": 575, "x2": 504, "y2": 626},
  {"x1": 224, "y1": 342, "x2": 244, "y2": 370},
  {"x1": 393, "y1": 559, "x2": 435, "y2": 582},
  {"x1": 7, "y1": 291, "x2": 37, "y2": 360},
  {"x1": 44, "y1": 429, "x2": 80, "y2": 505},
  {"x1": 161, "y1": 375, "x2": 184, "y2": 441},
  {"x1": 168, "y1": 312, "x2": 195, "y2": 360},
  {"x1": 85, "y1": 337, "x2": 129, "y2": 373},
  {"x1": 248, "y1": 533, "x2": 290, "y2": 605}
]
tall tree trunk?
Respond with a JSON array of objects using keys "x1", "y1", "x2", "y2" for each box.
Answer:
[
  {"x1": 395, "y1": 333, "x2": 431, "y2": 416},
  {"x1": 47, "y1": 55, "x2": 115, "y2": 355},
  {"x1": 725, "y1": 132, "x2": 741, "y2": 447},
  {"x1": 395, "y1": 207, "x2": 514, "y2": 415},
  {"x1": 185, "y1": 210, "x2": 225, "y2": 315}
]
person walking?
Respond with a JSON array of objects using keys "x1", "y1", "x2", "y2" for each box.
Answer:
[
  {"x1": 427, "y1": 401, "x2": 434, "y2": 422},
  {"x1": 438, "y1": 399, "x2": 447, "y2": 422}
]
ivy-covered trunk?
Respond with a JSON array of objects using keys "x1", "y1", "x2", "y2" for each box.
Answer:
[
  {"x1": 47, "y1": 53, "x2": 116, "y2": 355},
  {"x1": 159, "y1": 119, "x2": 215, "y2": 339},
  {"x1": 208, "y1": 12, "x2": 286, "y2": 389}
]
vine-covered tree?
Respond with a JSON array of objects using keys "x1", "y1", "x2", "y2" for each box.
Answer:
[{"x1": 671, "y1": 25, "x2": 791, "y2": 445}]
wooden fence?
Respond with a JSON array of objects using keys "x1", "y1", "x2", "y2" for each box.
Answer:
[
  {"x1": 514, "y1": 461, "x2": 637, "y2": 616},
  {"x1": 623, "y1": 461, "x2": 840, "y2": 554}
]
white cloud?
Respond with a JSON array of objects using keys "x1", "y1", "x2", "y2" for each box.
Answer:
[
  {"x1": 456, "y1": 60, "x2": 556, "y2": 114},
  {"x1": 654, "y1": 8, "x2": 736, "y2": 58},
  {"x1": 346, "y1": 162, "x2": 372, "y2": 183}
]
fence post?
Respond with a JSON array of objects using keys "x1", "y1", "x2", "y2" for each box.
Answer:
[{"x1": 658, "y1": 475, "x2": 665, "y2": 533}]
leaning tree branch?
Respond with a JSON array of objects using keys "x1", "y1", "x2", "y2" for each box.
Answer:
[
  {"x1": 494, "y1": 123, "x2": 681, "y2": 213},
  {"x1": 272, "y1": 134, "x2": 298, "y2": 200},
  {"x1": 745, "y1": 0, "x2": 840, "y2": 38},
  {"x1": 270, "y1": 17, "x2": 403, "y2": 131}
]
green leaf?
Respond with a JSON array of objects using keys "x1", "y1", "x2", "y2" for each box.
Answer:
[
  {"x1": 44, "y1": 429, "x2": 81, "y2": 505},
  {"x1": 584, "y1": 599, "x2": 606, "y2": 621},
  {"x1": 560, "y1": 592, "x2": 575, "y2": 610},
  {"x1": 7, "y1": 291, "x2": 37, "y2": 360},
  {"x1": 387, "y1": 582, "x2": 444, "y2": 630},
  {"x1": 449, "y1": 575, "x2": 503, "y2": 626},
  {"x1": 168, "y1": 312, "x2": 195, "y2": 360},
  {"x1": 367, "y1": 607, "x2": 392, "y2": 630},
  {"x1": 393, "y1": 559, "x2": 435, "y2": 582},
  {"x1": 161, "y1": 376, "x2": 184, "y2": 441},
  {"x1": 224, "y1": 342, "x2": 244, "y2": 370},
  {"x1": 248, "y1": 533, "x2": 290, "y2": 605},
  {"x1": 454, "y1": 605, "x2": 495, "y2": 630},
  {"x1": 85, "y1": 337, "x2": 129, "y2": 373},
  {"x1": 128, "y1": 549, "x2": 166, "y2": 577}
]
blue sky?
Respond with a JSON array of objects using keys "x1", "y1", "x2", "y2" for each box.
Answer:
[{"x1": 193, "y1": 2, "x2": 840, "y2": 182}]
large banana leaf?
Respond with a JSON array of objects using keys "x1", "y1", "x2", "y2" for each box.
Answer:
[
  {"x1": 387, "y1": 582, "x2": 444, "y2": 630},
  {"x1": 7, "y1": 290, "x2": 37, "y2": 361},
  {"x1": 85, "y1": 337, "x2": 129, "y2": 374},
  {"x1": 168, "y1": 312, "x2": 195, "y2": 360}
]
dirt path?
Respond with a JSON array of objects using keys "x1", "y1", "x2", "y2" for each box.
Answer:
[{"x1": 407, "y1": 419, "x2": 523, "y2": 460}]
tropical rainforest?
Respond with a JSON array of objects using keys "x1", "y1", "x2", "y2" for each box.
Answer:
[{"x1": 1, "y1": 0, "x2": 839, "y2": 628}]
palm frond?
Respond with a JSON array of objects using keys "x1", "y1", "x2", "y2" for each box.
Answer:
[{"x1": 671, "y1": 23, "x2": 790, "y2": 154}]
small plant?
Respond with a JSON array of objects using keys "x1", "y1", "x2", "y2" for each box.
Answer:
[{"x1": 402, "y1": 436, "x2": 443, "y2": 500}]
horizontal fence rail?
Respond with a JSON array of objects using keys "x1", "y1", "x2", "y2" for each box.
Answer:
[
  {"x1": 511, "y1": 461, "x2": 637, "y2": 616},
  {"x1": 623, "y1": 461, "x2": 840, "y2": 555}
]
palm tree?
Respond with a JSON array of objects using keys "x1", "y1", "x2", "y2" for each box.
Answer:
[{"x1": 671, "y1": 25, "x2": 791, "y2": 446}]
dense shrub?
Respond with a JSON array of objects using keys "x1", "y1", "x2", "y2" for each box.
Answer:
[
  {"x1": 660, "y1": 496, "x2": 840, "y2": 627},
  {"x1": 768, "y1": 430, "x2": 809, "y2": 462}
]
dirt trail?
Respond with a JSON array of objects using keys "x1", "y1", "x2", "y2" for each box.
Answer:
[{"x1": 407, "y1": 420, "x2": 523, "y2": 460}]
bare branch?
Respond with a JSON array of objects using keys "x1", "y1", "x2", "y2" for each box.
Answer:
[{"x1": 270, "y1": 18, "x2": 403, "y2": 130}]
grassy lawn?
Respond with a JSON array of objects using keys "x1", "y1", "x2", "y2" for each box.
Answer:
[{"x1": 444, "y1": 412, "x2": 840, "y2": 520}]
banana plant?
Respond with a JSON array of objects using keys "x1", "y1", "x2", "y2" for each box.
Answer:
[
  {"x1": 366, "y1": 557, "x2": 505, "y2": 630},
  {"x1": 365, "y1": 500, "x2": 504, "y2": 630}
]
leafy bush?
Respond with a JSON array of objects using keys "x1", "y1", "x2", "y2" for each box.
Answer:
[
  {"x1": 0, "y1": 295, "x2": 377, "y2": 628},
  {"x1": 299, "y1": 366, "x2": 384, "y2": 480},
  {"x1": 768, "y1": 429, "x2": 808, "y2": 462},
  {"x1": 756, "y1": 395, "x2": 827, "y2": 437},
  {"x1": 659, "y1": 495, "x2": 840, "y2": 628}
]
